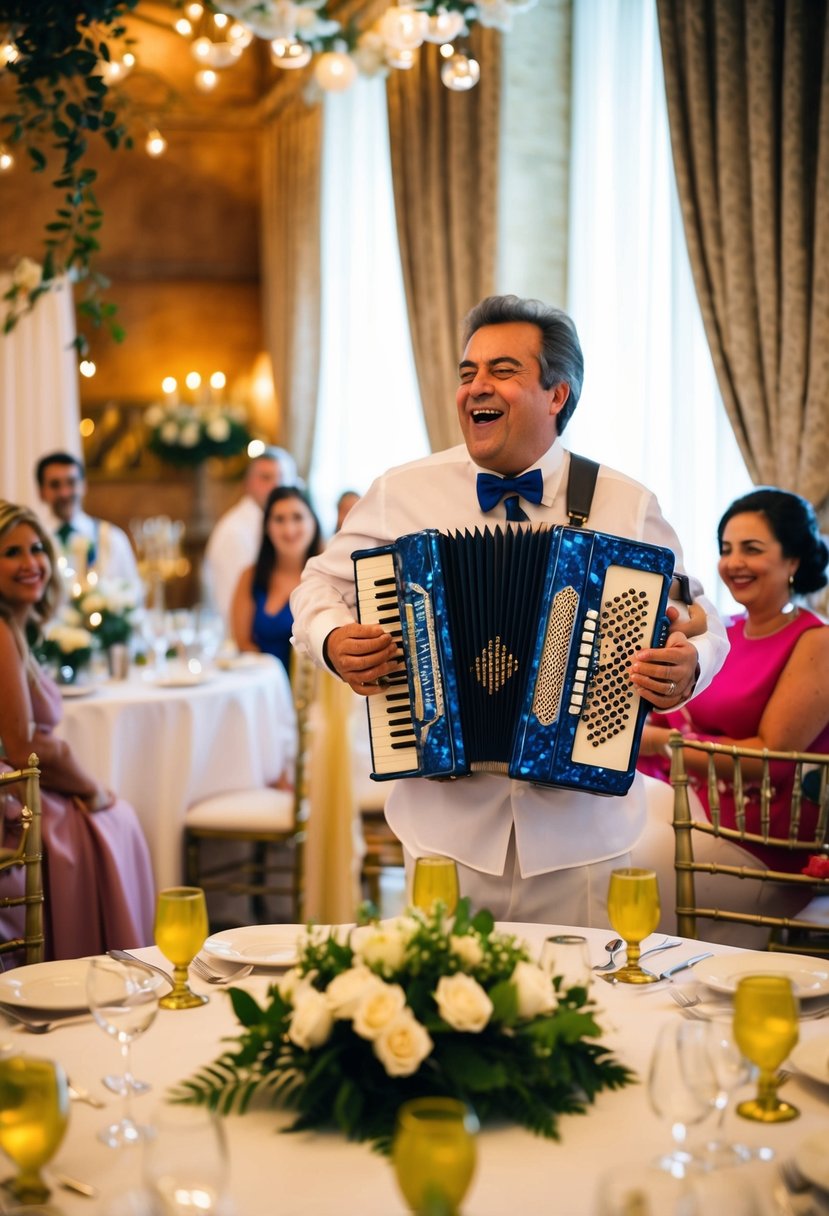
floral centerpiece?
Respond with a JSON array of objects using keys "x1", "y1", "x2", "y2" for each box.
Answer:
[
  {"x1": 174, "y1": 902, "x2": 632, "y2": 1151},
  {"x1": 74, "y1": 579, "x2": 138, "y2": 650},
  {"x1": 144, "y1": 402, "x2": 251, "y2": 468},
  {"x1": 34, "y1": 621, "x2": 94, "y2": 682}
]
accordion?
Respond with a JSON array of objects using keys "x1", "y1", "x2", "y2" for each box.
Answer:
[{"x1": 353, "y1": 525, "x2": 675, "y2": 796}]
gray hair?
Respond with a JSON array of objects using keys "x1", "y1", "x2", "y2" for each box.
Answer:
[
  {"x1": 254, "y1": 446, "x2": 300, "y2": 486},
  {"x1": 461, "y1": 295, "x2": 584, "y2": 433}
]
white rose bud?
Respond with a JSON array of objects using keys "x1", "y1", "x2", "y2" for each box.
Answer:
[
  {"x1": 434, "y1": 974, "x2": 493, "y2": 1033},
  {"x1": 277, "y1": 967, "x2": 314, "y2": 1004},
  {"x1": 160, "y1": 420, "x2": 180, "y2": 445},
  {"x1": 350, "y1": 926, "x2": 407, "y2": 973},
  {"x1": 325, "y1": 966, "x2": 383, "y2": 1020},
  {"x1": 352, "y1": 982, "x2": 407, "y2": 1040},
  {"x1": 13, "y1": 256, "x2": 43, "y2": 293},
  {"x1": 449, "y1": 934, "x2": 484, "y2": 969},
  {"x1": 206, "y1": 416, "x2": 231, "y2": 442},
  {"x1": 287, "y1": 989, "x2": 333, "y2": 1050},
  {"x1": 511, "y1": 960, "x2": 557, "y2": 1019},
  {"x1": 180, "y1": 421, "x2": 201, "y2": 447},
  {"x1": 373, "y1": 1010, "x2": 433, "y2": 1077}
]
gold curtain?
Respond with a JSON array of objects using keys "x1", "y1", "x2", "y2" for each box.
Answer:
[
  {"x1": 260, "y1": 97, "x2": 323, "y2": 480},
  {"x1": 386, "y1": 29, "x2": 502, "y2": 452},
  {"x1": 657, "y1": 0, "x2": 829, "y2": 510}
]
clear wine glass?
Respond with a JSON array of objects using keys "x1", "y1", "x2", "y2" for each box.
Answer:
[
  {"x1": 0, "y1": 1055, "x2": 69, "y2": 1205},
  {"x1": 412, "y1": 856, "x2": 460, "y2": 916},
  {"x1": 143, "y1": 1103, "x2": 229, "y2": 1215},
  {"x1": 699, "y1": 1017, "x2": 754, "y2": 1167},
  {"x1": 733, "y1": 975, "x2": 799, "y2": 1124},
  {"x1": 392, "y1": 1097, "x2": 479, "y2": 1215},
  {"x1": 606, "y1": 868, "x2": 661, "y2": 984},
  {"x1": 647, "y1": 1021, "x2": 718, "y2": 1177},
  {"x1": 540, "y1": 934, "x2": 592, "y2": 994},
  {"x1": 87, "y1": 957, "x2": 163, "y2": 1148}
]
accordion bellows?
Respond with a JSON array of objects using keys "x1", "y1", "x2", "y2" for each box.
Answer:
[{"x1": 354, "y1": 525, "x2": 675, "y2": 796}]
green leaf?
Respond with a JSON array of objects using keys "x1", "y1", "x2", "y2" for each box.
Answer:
[
  {"x1": 228, "y1": 988, "x2": 266, "y2": 1028},
  {"x1": 27, "y1": 147, "x2": 47, "y2": 170}
]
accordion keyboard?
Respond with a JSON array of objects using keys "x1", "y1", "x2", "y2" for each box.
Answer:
[{"x1": 354, "y1": 552, "x2": 419, "y2": 775}]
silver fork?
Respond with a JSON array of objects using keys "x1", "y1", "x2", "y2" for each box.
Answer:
[
  {"x1": 668, "y1": 988, "x2": 700, "y2": 1011},
  {"x1": 190, "y1": 956, "x2": 253, "y2": 985}
]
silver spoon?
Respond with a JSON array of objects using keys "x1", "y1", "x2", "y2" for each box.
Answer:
[{"x1": 592, "y1": 938, "x2": 624, "y2": 971}]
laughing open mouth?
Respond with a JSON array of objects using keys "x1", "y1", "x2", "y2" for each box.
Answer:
[{"x1": 471, "y1": 408, "x2": 503, "y2": 424}]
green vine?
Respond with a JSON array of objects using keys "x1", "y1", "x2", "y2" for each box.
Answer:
[{"x1": 0, "y1": 1, "x2": 139, "y2": 354}]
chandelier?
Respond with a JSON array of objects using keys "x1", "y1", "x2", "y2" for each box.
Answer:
[{"x1": 177, "y1": 1, "x2": 538, "y2": 94}]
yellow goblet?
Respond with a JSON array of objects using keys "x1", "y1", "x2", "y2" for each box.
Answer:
[
  {"x1": 606, "y1": 868, "x2": 661, "y2": 984},
  {"x1": 733, "y1": 975, "x2": 799, "y2": 1123},
  {"x1": 154, "y1": 886, "x2": 209, "y2": 1010},
  {"x1": 392, "y1": 1097, "x2": 479, "y2": 1215},
  {"x1": 0, "y1": 1056, "x2": 70, "y2": 1205},
  {"x1": 412, "y1": 856, "x2": 460, "y2": 916}
]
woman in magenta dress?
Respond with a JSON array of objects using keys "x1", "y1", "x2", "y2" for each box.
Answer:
[
  {"x1": 635, "y1": 488, "x2": 829, "y2": 943},
  {"x1": 0, "y1": 501, "x2": 154, "y2": 962}
]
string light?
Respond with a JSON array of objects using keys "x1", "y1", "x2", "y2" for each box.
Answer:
[
  {"x1": 194, "y1": 68, "x2": 219, "y2": 92},
  {"x1": 145, "y1": 128, "x2": 167, "y2": 157},
  {"x1": 0, "y1": 144, "x2": 14, "y2": 172},
  {"x1": 79, "y1": 359, "x2": 97, "y2": 378}
]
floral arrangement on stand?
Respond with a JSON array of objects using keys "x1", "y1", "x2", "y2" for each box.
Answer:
[
  {"x1": 144, "y1": 401, "x2": 251, "y2": 468},
  {"x1": 73, "y1": 580, "x2": 139, "y2": 651},
  {"x1": 34, "y1": 622, "x2": 94, "y2": 682},
  {"x1": 173, "y1": 901, "x2": 632, "y2": 1151}
]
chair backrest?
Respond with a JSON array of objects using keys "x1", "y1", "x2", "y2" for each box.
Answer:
[
  {"x1": 0, "y1": 753, "x2": 45, "y2": 965},
  {"x1": 668, "y1": 731, "x2": 829, "y2": 948}
]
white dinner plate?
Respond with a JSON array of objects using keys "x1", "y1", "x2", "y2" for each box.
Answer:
[
  {"x1": 59, "y1": 684, "x2": 98, "y2": 699},
  {"x1": 789, "y1": 1033, "x2": 829, "y2": 1088},
  {"x1": 691, "y1": 952, "x2": 829, "y2": 999},
  {"x1": 795, "y1": 1131, "x2": 829, "y2": 1191},
  {"x1": 0, "y1": 957, "x2": 95, "y2": 1012},
  {"x1": 215, "y1": 653, "x2": 273, "y2": 671},
  {"x1": 203, "y1": 924, "x2": 315, "y2": 968},
  {"x1": 153, "y1": 671, "x2": 213, "y2": 689}
]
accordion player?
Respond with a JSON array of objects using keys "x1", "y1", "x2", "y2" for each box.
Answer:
[{"x1": 353, "y1": 524, "x2": 675, "y2": 796}]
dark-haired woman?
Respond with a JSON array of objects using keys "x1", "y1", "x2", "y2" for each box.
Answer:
[
  {"x1": 635, "y1": 488, "x2": 829, "y2": 941},
  {"x1": 0, "y1": 500, "x2": 154, "y2": 962},
  {"x1": 230, "y1": 486, "x2": 323, "y2": 676}
]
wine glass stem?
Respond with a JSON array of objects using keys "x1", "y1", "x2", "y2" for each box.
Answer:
[
  {"x1": 624, "y1": 942, "x2": 642, "y2": 971},
  {"x1": 756, "y1": 1069, "x2": 780, "y2": 1113},
  {"x1": 121, "y1": 1041, "x2": 135, "y2": 1126},
  {"x1": 172, "y1": 963, "x2": 190, "y2": 997}
]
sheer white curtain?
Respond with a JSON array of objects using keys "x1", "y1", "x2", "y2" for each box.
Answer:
[
  {"x1": 565, "y1": 0, "x2": 751, "y2": 612},
  {"x1": 310, "y1": 77, "x2": 429, "y2": 536}
]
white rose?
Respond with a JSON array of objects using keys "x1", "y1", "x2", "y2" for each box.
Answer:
[
  {"x1": 63, "y1": 607, "x2": 83, "y2": 628},
  {"x1": 511, "y1": 961, "x2": 557, "y2": 1019},
  {"x1": 325, "y1": 966, "x2": 383, "y2": 1019},
  {"x1": 350, "y1": 925, "x2": 407, "y2": 973},
  {"x1": 206, "y1": 416, "x2": 230, "y2": 442},
  {"x1": 434, "y1": 974, "x2": 492, "y2": 1033},
  {"x1": 450, "y1": 934, "x2": 484, "y2": 969},
  {"x1": 287, "y1": 989, "x2": 333, "y2": 1050},
  {"x1": 352, "y1": 982, "x2": 406, "y2": 1040},
  {"x1": 179, "y1": 421, "x2": 201, "y2": 447},
  {"x1": 160, "y1": 420, "x2": 180, "y2": 445},
  {"x1": 13, "y1": 256, "x2": 42, "y2": 293},
  {"x1": 373, "y1": 1011, "x2": 433, "y2": 1077},
  {"x1": 277, "y1": 967, "x2": 315, "y2": 1004},
  {"x1": 81, "y1": 593, "x2": 105, "y2": 614}
]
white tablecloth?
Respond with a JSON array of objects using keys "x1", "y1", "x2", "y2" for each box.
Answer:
[
  {"x1": 56, "y1": 659, "x2": 295, "y2": 889},
  {"x1": 2, "y1": 926, "x2": 828, "y2": 1215}
]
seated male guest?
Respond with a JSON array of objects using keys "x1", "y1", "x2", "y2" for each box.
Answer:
[
  {"x1": 35, "y1": 451, "x2": 142, "y2": 597},
  {"x1": 203, "y1": 446, "x2": 297, "y2": 627}
]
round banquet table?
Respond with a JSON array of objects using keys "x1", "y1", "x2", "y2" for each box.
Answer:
[
  {"x1": 1, "y1": 925, "x2": 828, "y2": 1215},
  {"x1": 55, "y1": 657, "x2": 296, "y2": 889}
]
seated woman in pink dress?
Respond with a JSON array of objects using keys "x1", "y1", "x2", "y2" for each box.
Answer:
[
  {"x1": 634, "y1": 488, "x2": 829, "y2": 944},
  {"x1": 0, "y1": 500, "x2": 155, "y2": 962}
]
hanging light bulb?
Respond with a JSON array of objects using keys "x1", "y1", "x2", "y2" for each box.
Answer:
[
  {"x1": 99, "y1": 53, "x2": 135, "y2": 86},
  {"x1": 175, "y1": 17, "x2": 193, "y2": 37},
  {"x1": 424, "y1": 11, "x2": 466, "y2": 44},
  {"x1": 380, "y1": 4, "x2": 428, "y2": 52},
  {"x1": 270, "y1": 38, "x2": 312, "y2": 69},
  {"x1": 314, "y1": 51, "x2": 357, "y2": 92},
  {"x1": 0, "y1": 144, "x2": 14, "y2": 172},
  {"x1": 440, "y1": 51, "x2": 480, "y2": 91},
  {"x1": 195, "y1": 67, "x2": 219, "y2": 91},
  {"x1": 145, "y1": 128, "x2": 167, "y2": 157},
  {"x1": 385, "y1": 47, "x2": 417, "y2": 70}
]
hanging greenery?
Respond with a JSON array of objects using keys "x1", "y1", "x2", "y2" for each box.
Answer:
[{"x1": 0, "y1": 1, "x2": 139, "y2": 354}]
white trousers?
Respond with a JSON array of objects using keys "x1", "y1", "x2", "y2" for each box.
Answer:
[{"x1": 403, "y1": 833, "x2": 630, "y2": 929}]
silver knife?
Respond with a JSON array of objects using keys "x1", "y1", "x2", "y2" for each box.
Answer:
[{"x1": 651, "y1": 951, "x2": 713, "y2": 981}]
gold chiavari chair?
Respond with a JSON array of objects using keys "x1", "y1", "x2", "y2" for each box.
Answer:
[
  {"x1": 184, "y1": 658, "x2": 315, "y2": 927},
  {"x1": 669, "y1": 732, "x2": 829, "y2": 956},
  {"x1": 0, "y1": 754, "x2": 45, "y2": 966}
]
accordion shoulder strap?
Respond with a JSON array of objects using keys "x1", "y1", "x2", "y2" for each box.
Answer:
[{"x1": 566, "y1": 452, "x2": 600, "y2": 527}]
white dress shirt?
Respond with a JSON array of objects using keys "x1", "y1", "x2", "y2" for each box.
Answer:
[
  {"x1": 291, "y1": 441, "x2": 728, "y2": 878},
  {"x1": 48, "y1": 509, "x2": 142, "y2": 599},
  {"x1": 202, "y1": 495, "x2": 264, "y2": 625}
]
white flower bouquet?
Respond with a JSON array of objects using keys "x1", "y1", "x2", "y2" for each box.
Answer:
[
  {"x1": 174, "y1": 902, "x2": 632, "y2": 1150},
  {"x1": 75, "y1": 579, "x2": 138, "y2": 648},
  {"x1": 37, "y1": 621, "x2": 94, "y2": 676},
  {"x1": 144, "y1": 402, "x2": 250, "y2": 467}
]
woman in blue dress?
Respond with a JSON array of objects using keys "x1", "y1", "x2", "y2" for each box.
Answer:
[{"x1": 230, "y1": 486, "x2": 323, "y2": 675}]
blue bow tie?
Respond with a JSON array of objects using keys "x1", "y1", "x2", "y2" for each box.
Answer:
[{"x1": 476, "y1": 469, "x2": 544, "y2": 514}]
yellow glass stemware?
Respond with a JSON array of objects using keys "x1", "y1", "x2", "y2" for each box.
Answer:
[
  {"x1": 733, "y1": 974, "x2": 799, "y2": 1123},
  {"x1": 154, "y1": 886, "x2": 209, "y2": 1010},
  {"x1": 606, "y1": 868, "x2": 661, "y2": 984},
  {"x1": 0, "y1": 1056, "x2": 70, "y2": 1205},
  {"x1": 392, "y1": 1097, "x2": 479, "y2": 1215},
  {"x1": 412, "y1": 856, "x2": 460, "y2": 915}
]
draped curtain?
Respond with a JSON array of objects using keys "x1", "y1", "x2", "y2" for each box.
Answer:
[
  {"x1": 657, "y1": 0, "x2": 829, "y2": 511},
  {"x1": 0, "y1": 275, "x2": 80, "y2": 513},
  {"x1": 260, "y1": 98, "x2": 323, "y2": 480},
  {"x1": 386, "y1": 29, "x2": 502, "y2": 451}
]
